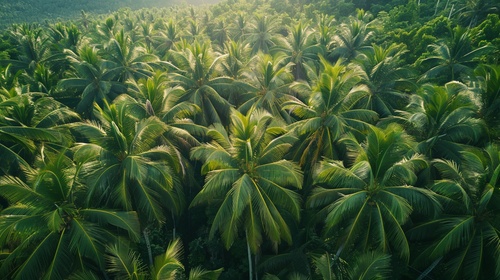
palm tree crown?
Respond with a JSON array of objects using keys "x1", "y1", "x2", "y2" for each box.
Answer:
[{"x1": 190, "y1": 109, "x2": 303, "y2": 253}]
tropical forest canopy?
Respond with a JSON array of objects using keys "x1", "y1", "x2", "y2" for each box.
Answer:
[
  {"x1": 0, "y1": 0, "x2": 221, "y2": 28},
  {"x1": 0, "y1": 0, "x2": 499, "y2": 279}
]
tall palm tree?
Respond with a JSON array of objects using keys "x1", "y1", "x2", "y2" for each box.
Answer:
[
  {"x1": 220, "y1": 40, "x2": 251, "y2": 80},
  {"x1": 69, "y1": 95, "x2": 185, "y2": 225},
  {"x1": 106, "y1": 238, "x2": 223, "y2": 280},
  {"x1": 408, "y1": 145, "x2": 500, "y2": 279},
  {"x1": 48, "y1": 23, "x2": 81, "y2": 53},
  {"x1": 102, "y1": 30, "x2": 159, "y2": 82},
  {"x1": 57, "y1": 46, "x2": 126, "y2": 118},
  {"x1": 2, "y1": 24, "x2": 65, "y2": 94},
  {"x1": 0, "y1": 151, "x2": 140, "y2": 279},
  {"x1": 469, "y1": 64, "x2": 500, "y2": 140},
  {"x1": 190, "y1": 109, "x2": 303, "y2": 280},
  {"x1": 210, "y1": 20, "x2": 230, "y2": 50},
  {"x1": 314, "y1": 14, "x2": 336, "y2": 51},
  {"x1": 3, "y1": 23, "x2": 50, "y2": 74},
  {"x1": 245, "y1": 15, "x2": 281, "y2": 55},
  {"x1": 457, "y1": 0, "x2": 500, "y2": 27},
  {"x1": 239, "y1": 53, "x2": 295, "y2": 123},
  {"x1": 419, "y1": 27, "x2": 493, "y2": 83},
  {"x1": 166, "y1": 41, "x2": 234, "y2": 126},
  {"x1": 127, "y1": 71, "x2": 206, "y2": 184},
  {"x1": 150, "y1": 19, "x2": 181, "y2": 57},
  {"x1": 283, "y1": 58, "x2": 376, "y2": 175},
  {"x1": 0, "y1": 65, "x2": 21, "y2": 101},
  {"x1": 152, "y1": 239, "x2": 223, "y2": 280},
  {"x1": 307, "y1": 124, "x2": 439, "y2": 263},
  {"x1": 354, "y1": 43, "x2": 415, "y2": 117},
  {"x1": 0, "y1": 93, "x2": 76, "y2": 175},
  {"x1": 228, "y1": 12, "x2": 249, "y2": 42},
  {"x1": 94, "y1": 16, "x2": 118, "y2": 43},
  {"x1": 328, "y1": 18, "x2": 374, "y2": 62},
  {"x1": 272, "y1": 22, "x2": 325, "y2": 81},
  {"x1": 391, "y1": 81, "x2": 486, "y2": 162}
]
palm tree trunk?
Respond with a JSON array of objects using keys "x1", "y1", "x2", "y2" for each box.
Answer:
[
  {"x1": 434, "y1": 0, "x2": 440, "y2": 16},
  {"x1": 246, "y1": 231, "x2": 253, "y2": 280},
  {"x1": 143, "y1": 227, "x2": 154, "y2": 266},
  {"x1": 254, "y1": 253, "x2": 259, "y2": 280},
  {"x1": 172, "y1": 211, "x2": 176, "y2": 239},
  {"x1": 448, "y1": 4, "x2": 454, "y2": 19}
]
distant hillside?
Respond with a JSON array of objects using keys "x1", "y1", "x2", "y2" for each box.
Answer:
[{"x1": 0, "y1": 0, "x2": 220, "y2": 27}]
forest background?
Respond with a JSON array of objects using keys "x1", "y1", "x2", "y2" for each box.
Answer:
[{"x1": 0, "y1": 0, "x2": 500, "y2": 279}]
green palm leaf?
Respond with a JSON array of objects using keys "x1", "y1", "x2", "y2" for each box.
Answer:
[
  {"x1": 43, "y1": 231, "x2": 71, "y2": 280},
  {"x1": 68, "y1": 219, "x2": 106, "y2": 269},
  {"x1": 105, "y1": 242, "x2": 147, "y2": 280},
  {"x1": 80, "y1": 209, "x2": 140, "y2": 241},
  {"x1": 11, "y1": 232, "x2": 59, "y2": 280},
  {"x1": 188, "y1": 267, "x2": 223, "y2": 280},
  {"x1": 152, "y1": 238, "x2": 184, "y2": 280},
  {"x1": 348, "y1": 252, "x2": 392, "y2": 280}
]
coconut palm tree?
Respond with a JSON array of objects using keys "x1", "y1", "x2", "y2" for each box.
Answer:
[
  {"x1": 272, "y1": 22, "x2": 325, "y2": 81},
  {"x1": 283, "y1": 58, "x2": 376, "y2": 176},
  {"x1": 151, "y1": 19, "x2": 181, "y2": 57},
  {"x1": 314, "y1": 14, "x2": 336, "y2": 51},
  {"x1": 106, "y1": 238, "x2": 223, "y2": 280},
  {"x1": 419, "y1": 27, "x2": 493, "y2": 83},
  {"x1": 408, "y1": 145, "x2": 500, "y2": 279},
  {"x1": 0, "y1": 93, "x2": 77, "y2": 175},
  {"x1": 210, "y1": 20, "x2": 230, "y2": 50},
  {"x1": 152, "y1": 239, "x2": 223, "y2": 280},
  {"x1": 391, "y1": 81, "x2": 486, "y2": 162},
  {"x1": 56, "y1": 45, "x2": 126, "y2": 118},
  {"x1": 245, "y1": 15, "x2": 282, "y2": 55},
  {"x1": 457, "y1": 0, "x2": 500, "y2": 27},
  {"x1": 2, "y1": 24, "x2": 65, "y2": 94},
  {"x1": 127, "y1": 71, "x2": 206, "y2": 186},
  {"x1": 328, "y1": 18, "x2": 374, "y2": 63},
  {"x1": 94, "y1": 16, "x2": 118, "y2": 43},
  {"x1": 166, "y1": 41, "x2": 234, "y2": 126},
  {"x1": 48, "y1": 23, "x2": 81, "y2": 53},
  {"x1": 0, "y1": 150, "x2": 140, "y2": 279},
  {"x1": 239, "y1": 53, "x2": 295, "y2": 123},
  {"x1": 307, "y1": 124, "x2": 439, "y2": 263},
  {"x1": 3, "y1": 23, "x2": 51, "y2": 74},
  {"x1": 0, "y1": 65, "x2": 22, "y2": 101},
  {"x1": 354, "y1": 43, "x2": 415, "y2": 117},
  {"x1": 69, "y1": 95, "x2": 185, "y2": 225},
  {"x1": 190, "y1": 109, "x2": 303, "y2": 280},
  {"x1": 220, "y1": 40, "x2": 251, "y2": 80},
  {"x1": 469, "y1": 64, "x2": 500, "y2": 140},
  {"x1": 228, "y1": 12, "x2": 249, "y2": 42},
  {"x1": 102, "y1": 30, "x2": 159, "y2": 82}
]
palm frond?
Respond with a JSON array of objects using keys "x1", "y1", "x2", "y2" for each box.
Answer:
[
  {"x1": 378, "y1": 202, "x2": 410, "y2": 262},
  {"x1": 190, "y1": 169, "x2": 240, "y2": 207},
  {"x1": 68, "y1": 219, "x2": 106, "y2": 269},
  {"x1": 11, "y1": 232, "x2": 59, "y2": 280},
  {"x1": 188, "y1": 267, "x2": 223, "y2": 280},
  {"x1": 79, "y1": 209, "x2": 140, "y2": 241},
  {"x1": 429, "y1": 216, "x2": 475, "y2": 259},
  {"x1": 106, "y1": 242, "x2": 147, "y2": 279},
  {"x1": 256, "y1": 161, "x2": 303, "y2": 189},
  {"x1": 348, "y1": 252, "x2": 392, "y2": 280},
  {"x1": 152, "y1": 238, "x2": 184, "y2": 280},
  {"x1": 325, "y1": 191, "x2": 368, "y2": 229},
  {"x1": 312, "y1": 253, "x2": 336, "y2": 280},
  {"x1": 43, "y1": 231, "x2": 72, "y2": 280}
]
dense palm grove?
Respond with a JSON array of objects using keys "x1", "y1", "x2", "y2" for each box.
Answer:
[{"x1": 0, "y1": 0, "x2": 499, "y2": 279}]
